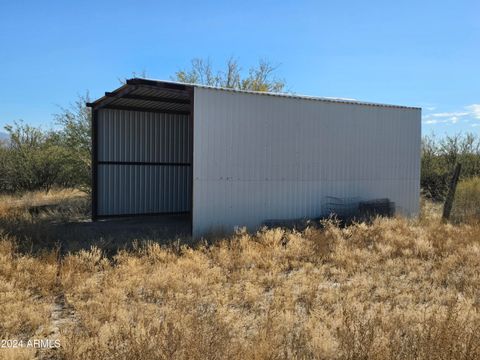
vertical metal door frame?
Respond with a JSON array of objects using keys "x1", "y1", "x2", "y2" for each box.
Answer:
[
  {"x1": 189, "y1": 88, "x2": 195, "y2": 235},
  {"x1": 92, "y1": 108, "x2": 98, "y2": 221}
]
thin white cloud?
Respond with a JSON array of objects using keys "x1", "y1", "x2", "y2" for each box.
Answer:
[
  {"x1": 422, "y1": 104, "x2": 480, "y2": 125},
  {"x1": 431, "y1": 112, "x2": 469, "y2": 118},
  {"x1": 422, "y1": 115, "x2": 452, "y2": 125},
  {"x1": 466, "y1": 104, "x2": 480, "y2": 119}
]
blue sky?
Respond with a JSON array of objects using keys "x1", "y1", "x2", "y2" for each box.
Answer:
[{"x1": 1, "y1": 0, "x2": 479, "y2": 136}]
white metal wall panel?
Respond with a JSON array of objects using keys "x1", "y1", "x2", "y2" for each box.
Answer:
[
  {"x1": 97, "y1": 109, "x2": 192, "y2": 216},
  {"x1": 192, "y1": 87, "x2": 421, "y2": 236}
]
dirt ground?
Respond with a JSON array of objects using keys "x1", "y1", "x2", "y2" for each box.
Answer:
[
  {"x1": 51, "y1": 214, "x2": 192, "y2": 253},
  {"x1": 0, "y1": 190, "x2": 192, "y2": 255}
]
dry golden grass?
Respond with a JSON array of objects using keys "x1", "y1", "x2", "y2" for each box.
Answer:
[
  {"x1": 0, "y1": 189, "x2": 91, "y2": 255},
  {"x1": 0, "y1": 234, "x2": 58, "y2": 360},
  {"x1": 452, "y1": 177, "x2": 480, "y2": 223},
  {"x1": 1, "y1": 191, "x2": 480, "y2": 359},
  {"x1": 0, "y1": 189, "x2": 84, "y2": 214}
]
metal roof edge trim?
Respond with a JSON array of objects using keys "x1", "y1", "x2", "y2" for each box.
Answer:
[{"x1": 87, "y1": 78, "x2": 421, "y2": 110}]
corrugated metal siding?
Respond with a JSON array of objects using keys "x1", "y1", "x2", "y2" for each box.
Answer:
[
  {"x1": 97, "y1": 109, "x2": 192, "y2": 216},
  {"x1": 98, "y1": 109, "x2": 191, "y2": 163},
  {"x1": 98, "y1": 164, "x2": 191, "y2": 215},
  {"x1": 192, "y1": 87, "x2": 421, "y2": 236}
]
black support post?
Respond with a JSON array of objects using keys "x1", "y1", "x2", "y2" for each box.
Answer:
[{"x1": 91, "y1": 109, "x2": 98, "y2": 221}]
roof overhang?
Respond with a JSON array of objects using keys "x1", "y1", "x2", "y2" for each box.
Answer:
[
  {"x1": 86, "y1": 78, "x2": 194, "y2": 114},
  {"x1": 88, "y1": 77, "x2": 420, "y2": 111}
]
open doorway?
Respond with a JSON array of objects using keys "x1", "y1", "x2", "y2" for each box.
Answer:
[{"x1": 88, "y1": 80, "x2": 194, "y2": 234}]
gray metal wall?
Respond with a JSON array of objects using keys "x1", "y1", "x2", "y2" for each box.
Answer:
[
  {"x1": 192, "y1": 87, "x2": 421, "y2": 236},
  {"x1": 97, "y1": 109, "x2": 192, "y2": 216}
]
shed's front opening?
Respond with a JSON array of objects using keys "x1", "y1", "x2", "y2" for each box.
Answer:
[{"x1": 87, "y1": 79, "x2": 194, "y2": 231}]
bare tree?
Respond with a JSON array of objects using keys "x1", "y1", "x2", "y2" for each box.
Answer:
[
  {"x1": 118, "y1": 70, "x2": 149, "y2": 85},
  {"x1": 172, "y1": 57, "x2": 286, "y2": 93}
]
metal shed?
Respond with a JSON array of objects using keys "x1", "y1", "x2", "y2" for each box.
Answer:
[{"x1": 87, "y1": 78, "x2": 421, "y2": 237}]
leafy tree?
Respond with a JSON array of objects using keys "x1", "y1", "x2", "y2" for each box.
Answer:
[
  {"x1": 0, "y1": 95, "x2": 93, "y2": 194},
  {"x1": 173, "y1": 57, "x2": 286, "y2": 92},
  {"x1": 1, "y1": 122, "x2": 75, "y2": 193},
  {"x1": 54, "y1": 94, "x2": 92, "y2": 191},
  {"x1": 421, "y1": 133, "x2": 480, "y2": 200}
]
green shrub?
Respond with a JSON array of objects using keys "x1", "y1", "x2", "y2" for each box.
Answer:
[
  {"x1": 421, "y1": 134, "x2": 480, "y2": 201},
  {"x1": 0, "y1": 95, "x2": 91, "y2": 194},
  {"x1": 0, "y1": 120, "x2": 90, "y2": 194}
]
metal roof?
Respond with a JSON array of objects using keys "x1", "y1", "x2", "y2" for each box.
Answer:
[
  {"x1": 87, "y1": 78, "x2": 421, "y2": 111},
  {"x1": 87, "y1": 79, "x2": 192, "y2": 114}
]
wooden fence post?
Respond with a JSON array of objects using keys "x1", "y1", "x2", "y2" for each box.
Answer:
[{"x1": 442, "y1": 163, "x2": 462, "y2": 221}]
